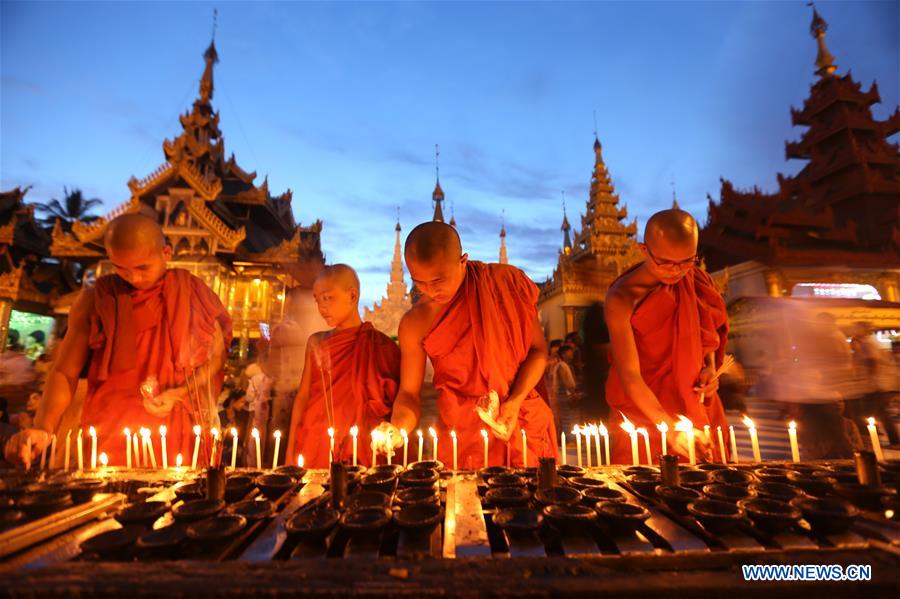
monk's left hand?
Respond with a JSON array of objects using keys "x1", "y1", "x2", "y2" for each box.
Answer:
[
  {"x1": 495, "y1": 398, "x2": 522, "y2": 442},
  {"x1": 144, "y1": 389, "x2": 183, "y2": 418},
  {"x1": 372, "y1": 422, "x2": 404, "y2": 454},
  {"x1": 693, "y1": 366, "x2": 719, "y2": 397}
]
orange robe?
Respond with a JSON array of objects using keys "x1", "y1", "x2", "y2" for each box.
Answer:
[
  {"x1": 292, "y1": 323, "x2": 399, "y2": 468},
  {"x1": 606, "y1": 266, "x2": 729, "y2": 464},
  {"x1": 84, "y1": 269, "x2": 232, "y2": 466},
  {"x1": 424, "y1": 261, "x2": 557, "y2": 469}
]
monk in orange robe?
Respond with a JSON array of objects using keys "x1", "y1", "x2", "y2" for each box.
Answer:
[
  {"x1": 287, "y1": 265, "x2": 399, "y2": 468},
  {"x1": 605, "y1": 209, "x2": 729, "y2": 465},
  {"x1": 5, "y1": 214, "x2": 230, "y2": 467},
  {"x1": 376, "y1": 222, "x2": 556, "y2": 469}
]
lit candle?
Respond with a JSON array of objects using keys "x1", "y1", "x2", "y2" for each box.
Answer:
[
  {"x1": 599, "y1": 423, "x2": 610, "y2": 466},
  {"x1": 619, "y1": 413, "x2": 639, "y2": 466},
  {"x1": 132, "y1": 432, "x2": 141, "y2": 468},
  {"x1": 521, "y1": 428, "x2": 527, "y2": 468},
  {"x1": 144, "y1": 428, "x2": 158, "y2": 469},
  {"x1": 350, "y1": 425, "x2": 359, "y2": 466},
  {"x1": 417, "y1": 429, "x2": 423, "y2": 462},
  {"x1": 703, "y1": 425, "x2": 712, "y2": 452},
  {"x1": 99, "y1": 452, "x2": 108, "y2": 469},
  {"x1": 371, "y1": 430, "x2": 379, "y2": 466},
  {"x1": 386, "y1": 429, "x2": 393, "y2": 465},
  {"x1": 674, "y1": 415, "x2": 695, "y2": 465},
  {"x1": 716, "y1": 426, "x2": 727, "y2": 464},
  {"x1": 64, "y1": 429, "x2": 71, "y2": 470},
  {"x1": 591, "y1": 424, "x2": 602, "y2": 466},
  {"x1": 159, "y1": 425, "x2": 168, "y2": 469},
  {"x1": 191, "y1": 425, "x2": 201, "y2": 470},
  {"x1": 272, "y1": 430, "x2": 282, "y2": 469},
  {"x1": 297, "y1": 454, "x2": 304, "y2": 468},
  {"x1": 176, "y1": 453, "x2": 183, "y2": 468},
  {"x1": 89, "y1": 426, "x2": 97, "y2": 470},
  {"x1": 572, "y1": 426, "x2": 582, "y2": 468},
  {"x1": 230, "y1": 427, "x2": 238, "y2": 469},
  {"x1": 638, "y1": 427, "x2": 651, "y2": 466},
  {"x1": 327, "y1": 427, "x2": 335, "y2": 462},
  {"x1": 39, "y1": 436, "x2": 48, "y2": 471},
  {"x1": 742, "y1": 416, "x2": 761, "y2": 462},
  {"x1": 252, "y1": 428, "x2": 262, "y2": 469},
  {"x1": 429, "y1": 427, "x2": 438, "y2": 461},
  {"x1": 124, "y1": 427, "x2": 132, "y2": 469},
  {"x1": 867, "y1": 417, "x2": 885, "y2": 462},
  {"x1": 451, "y1": 430, "x2": 458, "y2": 472},
  {"x1": 77, "y1": 428, "x2": 83, "y2": 470},
  {"x1": 560, "y1": 431, "x2": 567, "y2": 465},
  {"x1": 582, "y1": 425, "x2": 591, "y2": 468},
  {"x1": 210, "y1": 428, "x2": 219, "y2": 467},
  {"x1": 481, "y1": 429, "x2": 489, "y2": 468},
  {"x1": 729, "y1": 425, "x2": 740, "y2": 463},
  {"x1": 788, "y1": 421, "x2": 800, "y2": 463},
  {"x1": 49, "y1": 434, "x2": 57, "y2": 471},
  {"x1": 140, "y1": 427, "x2": 148, "y2": 467},
  {"x1": 657, "y1": 422, "x2": 668, "y2": 456},
  {"x1": 401, "y1": 429, "x2": 409, "y2": 467}
]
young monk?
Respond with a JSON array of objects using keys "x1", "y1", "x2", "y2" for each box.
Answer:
[
  {"x1": 376, "y1": 222, "x2": 556, "y2": 468},
  {"x1": 5, "y1": 213, "x2": 231, "y2": 467},
  {"x1": 605, "y1": 208, "x2": 728, "y2": 464},
  {"x1": 287, "y1": 264, "x2": 400, "y2": 468}
]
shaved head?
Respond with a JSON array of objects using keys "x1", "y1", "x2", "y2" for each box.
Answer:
[
  {"x1": 404, "y1": 221, "x2": 462, "y2": 265},
  {"x1": 644, "y1": 209, "x2": 698, "y2": 247},
  {"x1": 105, "y1": 213, "x2": 166, "y2": 253},
  {"x1": 316, "y1": 263, "x2": 360, "y2": 291}
]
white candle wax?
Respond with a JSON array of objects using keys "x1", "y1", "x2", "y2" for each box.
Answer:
[
  {"x1": 272, "y1": 430, "x2": 282, "y2": 469},
  {"x1": 583, "y1": 427, "x2": 591, "y2": 468},
  {"x1": 560, "y1": 431, "x2": 567, "y2": 466},
  {"x1": 716, "y1": 426, "x2": 727, "y2": 464},
  {"x1": 230, "y1": 428, "x2": 238, "y2": 469},
  {"x1": 481, "y1": 429, "x2": 489, "y2": 468},
  {"x1": 371, "y1": 430, "x2": 379, "y2": 466},
  {"x1": 657, "y1": 422, "x2": 668, "y2": 456},
  {"x1": 638, "y1": 428, "x2": 651, "y2": 466},
  {"x1": 592, "y1": 426, "x2": 601, "y2": 466},
  {"x1": 417, "y1": 430, "x2": 423, "y2": 462},
  {"x1": 191, "y1": 425, "x2": 201, "y2": 470},
  {"x1": 327, "y1": 427, "x2": 335, "y2": 463},
  {"x1": 401, "y1": 429, "x2": 409, "y2": 467},
  {"x1": 64, "y1": 429, "x2": 71, "y2": 471},
  {"x1": 77, "y1": 428, "x2": 83, "y2": 470},
  {"x1": 521, "y1": 429, "x2": 527, "y2": 469},
  {"x1": 451, "y1": 430, "x2": 458, "y2": 472},
  {"x1": 600, "y1": 424, "x2": 610, "y2": 466},
  {"x1": 729, "y1": 425, "x2": 740, "y2": 463},
  {"x1": 350, "y1": 425, "x2": 359, "y2": 466},
  {"x1": 132, "y1": 432, "x2": 141, "y2": 468},
  {"x1": 252, "y1": 428, "x2": 262, "y2": 469},
  {"x1": 429, "y1": 427, "x2": 438, "y2": 462},
  {"x1": 160, "y1": 425, "x2": 168, "y2": 469},
  {"x1": 573, "y1": 426, "x2": 582, "y2": 468},
  {"x1": 210, "y1": 428, "x2": 219, "y2": 468},
  {"x1": 145, "y1": 429, "x2": 158, "y2": 469},
  {"x1": 49, "y1": 434, "x2": 57, "y2": 471},
  {"x1": 386, "y1": 430, "x2": 393, "y2": 465},
  {"x1": 867, "y1": 417, "x2": 885, "y2": 462},
  {"x1": 788, "y1": 421, "x2": 800, "y2": 463},
  {"x1": 89, "y1": 426, "x2": 97, "y2": 470},
  {"x1": 124, "y1": 428, "x2": 132, "y2": 469}
]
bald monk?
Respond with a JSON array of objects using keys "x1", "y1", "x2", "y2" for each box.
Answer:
[
  {"x1": 376, "y1": 222, "x2": 557, "y2": 468},
  {"x1": 287, "y1": 264, "x2": 400, "y2": 468},
  {"x1": 4, "y1": 213, "x2": 231, "y2": 466},
  {"x1": 605, "y1": 209, "x2": 729, "y2": 464}
]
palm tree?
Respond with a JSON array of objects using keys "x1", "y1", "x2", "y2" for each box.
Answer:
[{"x1": 34, "y1": 187, "x2": 103, "y2": 231}]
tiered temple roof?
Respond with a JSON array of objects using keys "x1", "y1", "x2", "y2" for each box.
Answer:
[
  {"x1": 363, "y1": 218, "x2": 411, "y2": 337},
  {"x1": 701, "y1": 8, "x2": 900, "y2": 271}
]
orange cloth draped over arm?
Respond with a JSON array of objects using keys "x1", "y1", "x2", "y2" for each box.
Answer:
[
  {"x1": 83, "y1": 269, "x2": 232, "y2": 465},
  {"x1": 605, "y1": 266, "x2": 729, "y2": 464},
  {"x1": 292, "y1": 323, "x2": 400, "y2": 468},
  {"x1": 423, "y1": 261, "x2": 558, "y2": 469}
]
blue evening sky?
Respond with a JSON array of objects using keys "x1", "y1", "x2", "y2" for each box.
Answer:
[{"x1": 2, "y1": 1, "x2": 897, "y2": 308}]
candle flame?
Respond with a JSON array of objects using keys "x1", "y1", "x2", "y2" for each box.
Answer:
[
  {"x1": 193, "y1": 424, "x2": 201, "y2": 435},
  {"x1": 350, "y1": 425, "x2": 359, "y2": 437},
  {"x1": 428, "y1": 427, "x2": 437, "y2": 438},
  {"x1": 571, "y1": 424, "x2": 581, "y2": 435},
  {"x1": 298, "y1": 454, "x2": 305, "y2": 467},
  {"x1": 656, "y1": 421, "x2": 668, "y2": 433},
  {"x1": 417, "y1": 429, "x2": 423, "y2": 438},
  {"x1": 89, "y1": 426, "x2": 96, "y2": 437},
  {"x1": 123, "y1": 427, "x2": 130, "y2": 436},
  {"x1": 274, "y1": 430, "x2": 281, "y2": 439},
  {"x1": 327, "y1": 427, "x2": 335, "y2": 439},
  {"x1": 231, "y1": 427, "x2": 237, "y2": 438},
  {"x1": 789, "y1": 421, "x2": 797, "y2": 431},
  {"x1": 450, "y1": 430, "x2": 457, "y2": 439},
  {"x1": 480, "y1": 429, "x2": 488, "y2": 439},
  {"x1": 251, "y1": 428, "x2": 260, "y2": 439},
  {"x1": 211, "y1": 427, "x2": 219, "y2": 440},
  {"x1": 400, "y1": 428, "x2": 408, "y2": 440},
  {"x1": 176, "y1": 453, "x2": 183, "y2": 467},
  {"x1": 598, "y1": 422, "x2": 608, "y2": 436},
  {"x1": 159, "y1": 425, "x2": 167, "y2": 436},
  {"x1": 99, "y1": 452, "x2": 108, "y2": 466},
  {"x1": 140, "y1": 427, "x2": 150, "y2": 438},
  {"x1": 619, "y1": 412, "x2": 636, "y2": 434},
  {"x1": 867, "y1": 416, "x2": 876, "y2": 426},
  {"x1": 741, "y1": 415, "x2": 755, "y2": 429},
  {"x1": 637, "y1": 427, "x2": 649, "y2": 439},
  {"x1": 674, "y1": 414, "x2": 693, "y2": 433}
]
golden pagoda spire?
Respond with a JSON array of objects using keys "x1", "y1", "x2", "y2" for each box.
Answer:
[
  {"x1": 561, "y1": 191, "x2": 572, "y2": 254},
  {"x1": 809, "y1": 3, "x2": 837, "y2": 78},
  {"x1": 432, "y1": 144, "x2": 445, "y2": 222},
  {"x1": 199, "y1": 9, "x2": 219, "y2": 103},
  {"x1": 499, "y1": 210, "x2": 508, "y2": 264}
]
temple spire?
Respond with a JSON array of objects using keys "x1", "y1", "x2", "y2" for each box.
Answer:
[
  {"x1": 671, "y1": 176, "x2": 680, "y2": 209},
  {"x1": 499, "y1": 210, "x2": 508, "y2": 264},
  {"x1": 809, "y1": 3, "x2": 837, "y2": 78},
  {"x1": 390, "y1": 212, "x2": 404, "y2": 290},
  {"x1": 199, "y1": 10, "x2": 219, "y2": 103},
  {"x1": 432, "y1": 144, "x2": 444, "y2": 222},
  {"x1": 561, "y1": 191, "x2": 572, "y2": 253},
  {"x1": 449, "y1": 200, "x2": 456, "y2": 228}
]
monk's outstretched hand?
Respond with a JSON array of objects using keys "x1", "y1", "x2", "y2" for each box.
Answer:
[
  {"x1": 692, "y1": 366, "x2": 719, "y2": 397},
  {"x1": 495, "y1": 398, "x2": 523, "y2": 442},
  {"x1": 143, "y1": 389, "x2": 183, "y2": 418},
  {"x1": 4, "y1": 428, "x2": 51, "y2": 469},
  {"x1": 372, "y1": 421, "x2": 404, "y2": 454}
]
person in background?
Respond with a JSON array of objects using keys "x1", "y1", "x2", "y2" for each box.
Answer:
[
  {"x1": 564, "y1": 331, "x2": 584, "y2": 377},
  {"x1": 849, "y1": 322, "x2": 899, "y2": 446}
]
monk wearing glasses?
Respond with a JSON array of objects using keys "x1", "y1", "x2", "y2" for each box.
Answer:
[{"x1": 604, "y1": 209, "x2": 729, "y2": 464}]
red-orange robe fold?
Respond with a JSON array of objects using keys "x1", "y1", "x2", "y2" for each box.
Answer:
[
  {"x1": 292, "y1": 323, "x2": 400, "y2": 468},
  {"x1": 424, "y1": 261, "x2": 558, "y2": 469},
  {"x1": 84, "y1": 269, "x2": 232, "y2": 465},
  {"x1": 606, "y1": 266, "x2": 729, "y2": 464}
]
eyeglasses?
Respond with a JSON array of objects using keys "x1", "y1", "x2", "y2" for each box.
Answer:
[{"x1": 642, "y1": 244, "x2": 699, "y2": 271}]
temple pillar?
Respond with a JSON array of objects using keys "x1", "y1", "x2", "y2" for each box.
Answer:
[
  {"x1": 877, "y1": 274, "x2": 898, "y2": 302},
  {"x1": 563, "y1": 306, "x2": 577, "y2": 336},
  {"x1": 764, "y1": 270, "x2": 784, "y2": 298},
  {"x1": 0, "y1": 300, "x2": 12, "y2": 348}
]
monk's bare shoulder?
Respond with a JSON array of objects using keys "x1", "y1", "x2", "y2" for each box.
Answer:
[
  {"x1": 398, "y1": 300, "x2": 436, "y2": 343},
  {"x1": 605, "y1": 268, "x2": 647, "y2": 317},
  {"x1": 68, "y1": 287, "x2": 96, "y2": 329}
]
